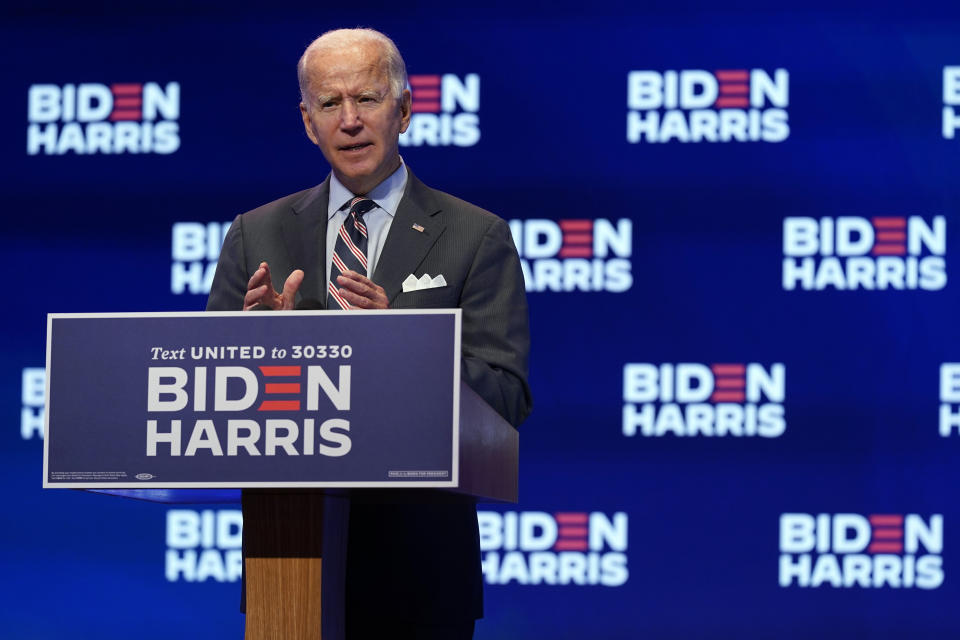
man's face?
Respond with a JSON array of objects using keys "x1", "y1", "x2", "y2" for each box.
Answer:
[{"x1": 299, "y1": 41, "x2": 411, "y2": 195}]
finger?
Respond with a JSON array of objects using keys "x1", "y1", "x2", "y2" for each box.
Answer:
[
  {"x1": 338, "y1": 288, "x2": 387, "y2": 309},
  {"x1": 336, "y1": 275, "x2": 387, "y2": 303},
  {"x1": 247, "y1": 261, "x2": 271, "y2": 291},
  {"x1": 337, "y1": 276, "x2": 388, "y2": 309},
  {"x1": 335, "y1": 272, "x2": 374, "y2": 294},
  {"x1": 243, "y1": 284, "x2": 271, "y2": 311},
  {"x1": 336, "y1": 269, "x2": 373, "y2": 287},
  {"x1": 280, "y1": 269, "x2": 305, "y2": 310},
  {"x1": 336, "y1": 271, "x2": 387, "y2": 297}
]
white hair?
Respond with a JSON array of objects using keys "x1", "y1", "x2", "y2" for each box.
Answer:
[{"x1": 297, "y1": 28, "x2": 407, "y2": 104}]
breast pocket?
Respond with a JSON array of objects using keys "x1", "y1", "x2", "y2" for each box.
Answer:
[{"x1": 394, "y1": 286, "x2": 460, "y2": 309}]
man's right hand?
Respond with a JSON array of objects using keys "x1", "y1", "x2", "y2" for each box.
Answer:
[{"x1": 244, "y1": 261, "x2": 304, "y2": 311}]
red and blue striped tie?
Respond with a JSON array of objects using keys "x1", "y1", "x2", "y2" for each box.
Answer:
[{"x1": 327, "y1": 196, "x2": 376, "y2": 310}]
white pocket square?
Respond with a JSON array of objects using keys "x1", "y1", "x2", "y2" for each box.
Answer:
[{"x1": 402, "y1": 273, "x2": 448, "y2": 292}]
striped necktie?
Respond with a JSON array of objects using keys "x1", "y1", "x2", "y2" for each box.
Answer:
[{"x1": 327, "y1": 196, "x2": 377, "y2": 310}]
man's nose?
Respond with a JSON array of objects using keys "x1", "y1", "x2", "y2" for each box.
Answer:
[{"x1": 339, "y1": 100, "x2": 362, "y2": 130}]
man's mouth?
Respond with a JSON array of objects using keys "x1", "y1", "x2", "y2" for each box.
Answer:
[{"x1": 340, "y1": 143, "x2": 372, "y2": 152}]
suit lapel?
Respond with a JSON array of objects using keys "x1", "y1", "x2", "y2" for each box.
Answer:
[
  {"x1": 282, "y1": 177, "x2": 331, "y2": 308},
  {"x1": 374, "y1": 170, "x2": 446, "y2": 304}
]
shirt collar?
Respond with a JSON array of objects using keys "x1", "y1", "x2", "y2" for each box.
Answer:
[{"x1": 327, "y1": 160, "x2": 408, "y2": 220}]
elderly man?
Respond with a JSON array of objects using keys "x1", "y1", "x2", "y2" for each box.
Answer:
[{"x1": 207, "y1": 28, "x2": 531, "y2": 639}]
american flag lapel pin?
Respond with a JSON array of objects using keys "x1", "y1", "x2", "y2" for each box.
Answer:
[{"x1": 412, "y1": 223, "x2": 425, "y2": 233}]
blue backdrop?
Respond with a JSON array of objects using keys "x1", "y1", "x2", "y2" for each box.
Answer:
[{"x1": 2, "y1": 1, "x2": 959, "y2": 637}]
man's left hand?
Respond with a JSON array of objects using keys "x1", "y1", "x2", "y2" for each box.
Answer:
[{"x1": 336, "y1": 270, "x2": 389, "y2": 309}]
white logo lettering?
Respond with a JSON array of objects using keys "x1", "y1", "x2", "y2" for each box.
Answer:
[
  {"x1": 627, "y1": 69, "x2": 790, "y2": 144},
  {"x1": 27, "y1": 82, "x2": 181, "y2": 156}
]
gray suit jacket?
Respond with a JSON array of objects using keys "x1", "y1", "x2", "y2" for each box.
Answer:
[{"x1": 206, "y1": 169, "x2": 532, "y2": 623}]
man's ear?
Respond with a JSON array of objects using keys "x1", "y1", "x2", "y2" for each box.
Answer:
[
  {"x1": 398, "y1": 89, "x2": 412, "y2": 134},
  {"x1": 300, "y1": 102, "x2": 319, "y2": 145}
]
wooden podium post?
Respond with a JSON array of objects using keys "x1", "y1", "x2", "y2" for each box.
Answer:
[{"x1": 242, "y1": 490, "x2": 326, "y2": 640}]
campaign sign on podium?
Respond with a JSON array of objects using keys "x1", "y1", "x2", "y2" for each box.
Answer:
[{"x1": 43, "y1": 310, "x2": 461, "y2": 489}]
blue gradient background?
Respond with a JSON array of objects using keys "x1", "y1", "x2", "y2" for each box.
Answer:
[{"x1": 2, "y1": 1, "x2": 958, "y2": 638}]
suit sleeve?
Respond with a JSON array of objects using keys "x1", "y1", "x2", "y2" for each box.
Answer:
[
  {"x1": 206, "y1": 214, "x2": 248, "y2": 312},
  {"x1": 459, "y1": 216, "x2": 533, "y2": 428}
]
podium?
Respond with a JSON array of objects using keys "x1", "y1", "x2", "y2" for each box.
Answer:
[{"x1": 44, "y1": 310, "x2": 518, "y2": 639}]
